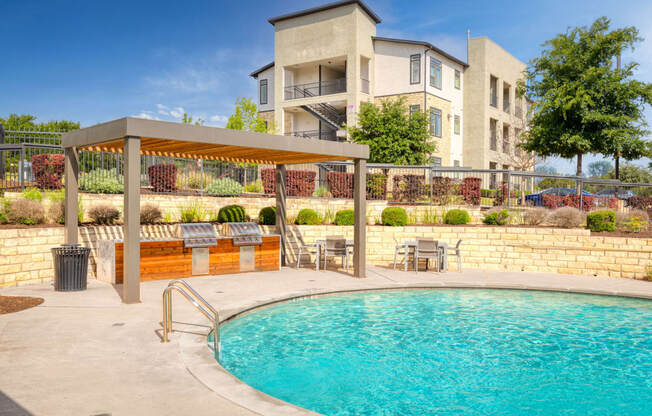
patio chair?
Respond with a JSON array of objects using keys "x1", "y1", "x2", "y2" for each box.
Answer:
[
  {"x1": 296, "y1": 241, "x2": 318, "y2": 269},
  {"x1": 323, "y1": 236, "x2": 349, "y2": 271},
  {"x1": 447, "y1": 239, "x2": 463, "y2": 271},
  {"x1": 393, "y1": 237, "x2": 414, "y2": 270},
  {"x1": 414, "y1": 238, "x2": 439, "y2": 272}
]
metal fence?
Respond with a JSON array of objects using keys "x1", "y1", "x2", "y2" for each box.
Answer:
[{"x1": 2, "y1": 126, "x2": 652, "y2": 212}]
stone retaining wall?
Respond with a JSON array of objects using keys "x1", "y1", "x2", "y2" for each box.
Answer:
[
  {"x1": 0, "y1": 225, "x2": 649, "y2": 287},
  {"x1": 4, "y1": 192, "x2": 486, "y2": 224}
]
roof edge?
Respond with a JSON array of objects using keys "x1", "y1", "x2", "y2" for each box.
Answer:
[
  {"x1": 373, "y1": 36, "x2": 468, "y2": 68},
  {"x1": 249, "y1": 61, "x2": 275, "y2": 78},
  {"x1": 268, "y1": 0, "x2": 381, "y2": 25}
]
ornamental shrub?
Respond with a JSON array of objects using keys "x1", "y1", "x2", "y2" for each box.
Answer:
[
  {"x1": 205, "y1": 178, "x2": 243, "y2": 197},
  {"x1": 392, "y1": 175, "x2": 425, "y2": 202},
  {"x1": 461, "y1": 177, "x2": 481, "y2": 205},
  {"x1": 79, "y1": 169, "x2": 124, "y2": 194},
  {"x1": 48, "y1": 201, "x2": 65, "y2": 224},
  {"x1": 483, "y1": 208, "x2": 510, "y2": 225},
  {"x1": 627, "y1": 196, "x2": 652, "y2": 210},
  {"x1": 88, "y1": 204, "x2": 120, "y2": 225},
  {"x1": 586, "y1": 210, "x2": 616, "y2": 232},
  {"x1": 32, "y1": 153, "x2": 65, "y2": 190},
  {"x1": 366, "y1": 173, "x2": 388, "y2": 200},
  {"x1": 243, "y1": 179, "x2": 264, "y2": 194},
  {"x1": 431, "y1": 177, "x2": 454, "y2": 205},
  {"x1": 261, "y1": 168, "x2": 316, "y2": 196},
  {"x1": 140, "y1": 204, "x2": 162, "y2": 224},
  {"x1": 548, "y1": 207, "x2": 585, "y2": 228},
  {"x1": 258, "y1": 206, "x2": 276, "y2": 225},
  {"x1": 444, "y1": 209, "x2": 470, "y2": 225},
  {"x1": 334, "y1": 209, "x2": 355, "y2": 226},
  {"x1": 217, "y1": 205, "x2": 246, "y2": 223},
  {"x1": 178, "y1": 202, "x2": 206, "y2": 223},
  {"x1": 313, "y1": 186, "x2": 332, "y2": 198},
  {"x1": 327, "y1": 171, "x2": 354, "y2": 198},
  {"x1": 542, "y1": 194, "x2": 595, "y2": 212},
  {"x1": 148, "y1": 164, "x2": 178, "y2": 192},
  {"x1": 7, "y1": 199, "x2": 45, "y2": 225},
  {"x1": 617, "y1": 209, "x2": 649, "y2": 233},
  {"x1": 381, "y1": 207, "x2": 408, "y2": 226},
  {"x1": 523, "y1": 207, "x2": 549, "y2": 225},
  {"x1": 296, "y1": 208, "x2": 321, "y2": 225},
  {"x1": 22, "y1": 187, "x2": 43, "y2": 201}
]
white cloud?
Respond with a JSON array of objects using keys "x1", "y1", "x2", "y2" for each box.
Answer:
[
  {"x1": 169, "y1": 106, "x2": 185, "y2": 119},
  {"x1": 156, "y1": 103, "x2": 170, "y2": 116},
  {"x1": 207, "y1": 114, "x2": 229, "y2": 127},
  {"x1": 132, "y1": 111, "x2": 159, "y2": 121}
]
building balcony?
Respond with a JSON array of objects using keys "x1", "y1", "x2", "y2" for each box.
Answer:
[
  {"x1": 284, "y1": 78, "x2": 347, "y2": 100},
  {"x1": 285, "y1": 129, "x2": 339, "y2": 141}
]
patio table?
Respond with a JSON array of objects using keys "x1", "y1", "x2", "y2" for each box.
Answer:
[
  {"x1": 315, "y1": 239, "x2": 354, "y2": 271},
  {"x1": 403, "y1": 240, "x2": 448, "y2": 272}
]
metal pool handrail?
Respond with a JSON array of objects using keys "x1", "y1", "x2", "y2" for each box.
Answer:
[{"x1": 162, "y1": 279, "x2": 220, "y2": 357}]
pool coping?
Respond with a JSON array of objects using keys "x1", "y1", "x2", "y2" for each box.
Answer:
[{"x1": 178, "y1": 282, "x2": 652, "y2": 416}]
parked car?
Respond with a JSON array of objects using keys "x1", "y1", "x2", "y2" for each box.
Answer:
[
  {"x1": 525, "y1": 188, "x2": 594, "y2": 207},
  {"x1": 595, "y1": 188, "x2": 636, "y2": 200}
]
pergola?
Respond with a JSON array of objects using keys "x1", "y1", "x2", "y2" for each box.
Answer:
[{"x1": 62, "y1": 117, "x2": 369, "y2": 303}]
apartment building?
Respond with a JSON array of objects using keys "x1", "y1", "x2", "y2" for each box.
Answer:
[{"x1": 250, "y1": 0, "x2": 528, "y2": 170}]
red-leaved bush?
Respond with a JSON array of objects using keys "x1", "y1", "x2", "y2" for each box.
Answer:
[
  {"x1": 627, "y1": 196, "x2": 652, "y2": 210},
  {"x1": 327, "y1": 171, "x2": 354, "y2": 198},
  {"x1": 366, "y1": 173, "x2": 388, "y2": 200},
  {"x1": 147, "y1": 164, "x2": 177, "y2": 192},
  {"x1": 461, "y1": 177, "x2": 481, "y2": 205},
  {"x1": 261, "y1": 168, "x2": 316, "y2": 197},
  {"x1": 542, "y1": 194, "x2": 599, "y2": 211},
  {"x1": 31, "y1": 154, "x2": 65, "y2": 190},
  {"x1": 392, "y1": 174, "x2": 425, "y2": 202},
  {"x1": 431, "y1": 177, "x2": 454, "y2": 205}
]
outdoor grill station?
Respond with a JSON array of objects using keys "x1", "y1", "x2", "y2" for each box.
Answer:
[{"x1": 61, "y1": 117, "x2": 369, "y2": 303}]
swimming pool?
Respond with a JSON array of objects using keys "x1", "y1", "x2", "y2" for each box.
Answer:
[{"x1": 218, "y1": 289, "x2": 652, "y2": 415}]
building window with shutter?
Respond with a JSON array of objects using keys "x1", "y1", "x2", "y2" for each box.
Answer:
[
  {"x1": 259, "y1": 79, "x2": 268, "y2": 105},
  {"x1": 410, "y1": 54, "x2": 421, "y2": 84},
  {"x1": 454, "y1": 115, "x2": 460, "y2": 135},
  {"x1": 455, "y1": 70, "x2": 461, "y2": 89}
]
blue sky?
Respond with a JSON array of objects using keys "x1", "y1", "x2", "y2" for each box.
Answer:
[{"x1": 1, "y1": 0, "x2": 651, "y2": 173}]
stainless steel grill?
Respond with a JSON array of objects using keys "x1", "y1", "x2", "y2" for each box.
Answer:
[
  {"x1": 227, "y1": 222, "x2": 263, "y2": 246},
  {"x1": 176, "y1": 223, "x2": 218, "y2": 248}
]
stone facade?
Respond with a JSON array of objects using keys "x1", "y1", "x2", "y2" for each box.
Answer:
[{"x1": 1, "y1": 224, "x2": 649, "y2": 287}]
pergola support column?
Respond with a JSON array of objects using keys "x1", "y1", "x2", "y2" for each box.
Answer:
[
  {"x1": 123, "y1": 136, "x2": 141, "y2": 303},
  {"x1": 64, "y1": 147, "x2": 79, "y2": 244},
  {"x1": 275, "y1": 164, "x2": 287, "y2": 267},
  {"x1": 353, "y1": 158, "x2": 366, "y2": 278}
]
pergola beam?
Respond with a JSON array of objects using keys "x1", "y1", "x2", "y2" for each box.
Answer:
[
  {"x1": 275, "y1": 165, "x2": 287, "y2": 267},
  {"x1": 64, "y1": 147, "x2": 79, "y2": 244},
  {"x1": 123, "y1": 137, "x2": 141, "y2": 303},
  {"x1": 353, "y1": 158, "x2": 366, "y2": 278}
]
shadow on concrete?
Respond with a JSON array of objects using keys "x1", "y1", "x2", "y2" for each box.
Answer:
[
  {"x1": 154, "y1": 320, "x2": 212, "y2": 342},
  {"x1": 0, "y1": 390, "x2": 32, "y2": 416}
]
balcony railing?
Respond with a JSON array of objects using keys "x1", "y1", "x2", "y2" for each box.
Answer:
[
  {"x1": 490, "y1": 94, "x2": 498, "y2": 108},
  {"x1": 503, "y1": 99, "x2": 510, "y2": 113},
  {"x1": 361, "y1": 78, "x2": 370, "y2": 94},
  {"x1": 286, "y1": 129, "x2": 339, "y2": 141},
  {"x1": 284, "y1": 78, "x2": 346, "y2": 100}
]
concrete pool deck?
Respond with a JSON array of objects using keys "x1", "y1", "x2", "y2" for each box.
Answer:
[{"x1": 1, "y1": 266, "x2": 651, "y2": 416}]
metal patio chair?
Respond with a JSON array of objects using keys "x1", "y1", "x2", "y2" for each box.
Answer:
[
  {"x1": 447, "y1": 239, "x2": 463, "y2": 272},
  {"x1": 296, "y1": 240, "x2": 318, "y2": 269},
  {"x1": 323, "y1": 236, "x2": 349, "y2": 271},
  {"x1": 414, "y1": 238, "x2": 439, "y2": 273},
  {"x1": 393, "y1": 237, "x2": 414, "y2": 270}
]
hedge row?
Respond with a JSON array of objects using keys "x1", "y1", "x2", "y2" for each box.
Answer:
[
  {"x1": 542, "y1": 195, "x2": 618, "y2": 212},
  {"x1": 261, "y1": 168, "x2": 316, "y2": 197}
]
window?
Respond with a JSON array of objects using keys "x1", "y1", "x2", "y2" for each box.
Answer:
[
  {"x1": 259, "y1": 79, "x2": 268, "y2": 105},
  {"x1": 429, "y1": 108, "x2": 442, "y2": 137},
  {"x1": 454, "y1": 70, "x2": 461, "y2": 89},
  {"x1": 430, "y1": 157, "x2": 442, "y2": 167},
  {"x1": 490, "y1": 76, "x2": 498, "y2": 107},
  {"x1": 489, "y1": 118, "x2": 498, "y2": 151},
  {"x1": 454, "y1": 160, "x2": 460, "y2": 167},
  {"x1": 454, "y1": 115, "x2": 460, "y2": 135},
  {"x1": 430, "y1": 58, "x2": 442, "y2": 89},
  {"x1": 489, "y1": 162, "x2": 497, "y2": 189},
  {"x1": 409, "y1": 104, "x2": 421, "y2": 116},
  {"x1": 410, "y1": 54, "x2": 421, "y2": 84}
]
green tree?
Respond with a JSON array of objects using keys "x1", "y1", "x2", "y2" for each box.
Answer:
[
  {"x1": 520, "y1": 17, "x2": 652, "y2": 179},
  {"x1": 0, "y1": 114, "x2": 79, "y2": 132},
  {"x1": 605, "y1": 163, "x2": 652, "y2": 183},
  {"x1": 588, "y1": 160, "x2": 613, "y2": 177},
  {"x1": 225, "y1": 97, "x2": 269, "y2": 133},
  {"x1": 347, "y1": 97, "x2": 434, "y2": 165},
  {"x1": 181, "y1": 112, "x2": 204, "y2": 126}
]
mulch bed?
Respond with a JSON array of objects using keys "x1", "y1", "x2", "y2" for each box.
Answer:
[{"x1": 0, "y1": 295, "x2": 44, "y2": 314}]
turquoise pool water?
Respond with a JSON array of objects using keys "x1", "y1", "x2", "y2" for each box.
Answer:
[{"x1": 218, "y1": 289, "x2": 652, "y2": 415}]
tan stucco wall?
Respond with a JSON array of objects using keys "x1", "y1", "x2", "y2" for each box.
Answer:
[
  {"x1": 463, "y1": 37, "x2": 527, "y2": 170},
  {"x1": 3, "y1": 224, "x2": 649, "y2": 287}
]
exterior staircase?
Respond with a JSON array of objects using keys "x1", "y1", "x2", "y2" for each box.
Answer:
[{"x1": 300, "y1": 103, "x2": 346, "y2": 130}]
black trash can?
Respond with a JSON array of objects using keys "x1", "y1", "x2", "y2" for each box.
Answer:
[{"x1": 51, "y1": 244, "x2": 90, "y2": 291}]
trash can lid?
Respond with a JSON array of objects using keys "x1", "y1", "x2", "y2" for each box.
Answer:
[{"x1": 61, "y1": 243, "x2": 82, "y2": 247}]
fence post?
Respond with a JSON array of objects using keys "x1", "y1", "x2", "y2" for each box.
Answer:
[
  {"x1": 506, "y1": 171, "x2": 511, "y2": 207},
  {"x1": 0, "y1": 123, "x2": 4, "y2": 180},
  {"x1": 19, "y1": 145, "x2": 25, "y2": 191},
  {"x1": 429, "y1": 167, "x2": 433, "y2": 206},
  {"x1": 200, "y1": 159, "x2": 204, "y2": 196},
  {"x1": 579, "y1": 178, "x2": 584, "y2": 211}
]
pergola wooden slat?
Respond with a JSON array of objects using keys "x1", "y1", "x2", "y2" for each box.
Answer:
[{"x1": 61, "y1": 117, "x2": 369, "y2": 303}]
